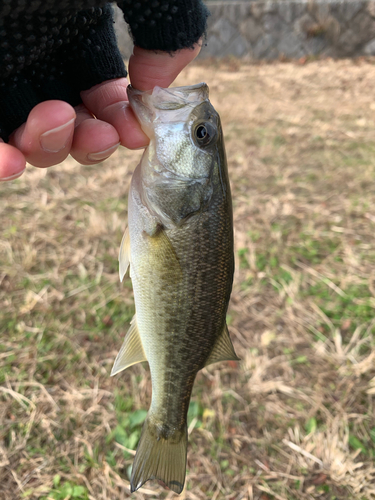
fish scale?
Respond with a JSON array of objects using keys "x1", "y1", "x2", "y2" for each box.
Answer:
[{"x1": 111, "y1": 82, "x2": 238, "y2": 494}]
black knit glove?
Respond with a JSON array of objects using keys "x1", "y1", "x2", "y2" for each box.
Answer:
[
  {"x1": 0, "y1": 5, "x2": 127, "y2": 141},
  {"x1": 0, "y1": 0, "x2": 208, "y2": 142},
  {"x1": 119, "y1": 0, "x2": 208, "y2": 52}
]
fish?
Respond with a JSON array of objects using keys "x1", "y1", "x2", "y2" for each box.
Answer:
[{"x1": 111, "y1": 82, "x2": 238, "y2": 494}]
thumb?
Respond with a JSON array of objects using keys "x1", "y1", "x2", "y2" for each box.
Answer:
[{"x1": 128, "y1": 42, "x2": 202, "y2": 91}]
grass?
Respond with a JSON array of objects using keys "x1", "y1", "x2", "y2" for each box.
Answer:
[{"x1": 1, "y1": 57, "x2": 375, "y2": 499}]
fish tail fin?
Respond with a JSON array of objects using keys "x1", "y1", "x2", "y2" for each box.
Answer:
[{"x1": 130, "y1": 417, "x2": 187, "y2": 494}]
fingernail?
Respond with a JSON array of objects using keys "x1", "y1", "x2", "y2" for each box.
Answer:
[
  {"x1": 0, "y1": 168, "x2": 26, "y2": 182},
  {"x1": 87, "y1": 142, "x2": 120, "y2": 162},
  {"x1": 40, "y1": 118, "x2": 75, "y2": 153}
]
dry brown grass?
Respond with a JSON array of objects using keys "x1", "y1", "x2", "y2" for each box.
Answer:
[{"x1": 1, "y1": 58, "x2": 375, "y2": 500}]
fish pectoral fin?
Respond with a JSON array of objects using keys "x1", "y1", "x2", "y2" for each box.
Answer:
[
  {"x1": 119, "y1": 227, "x2": 130, "y2": 282},
  {"x1": 111, "y1": 315, "x2": 147, "y2": 376},
  {"x1": 204, "y1": 324, "x2": 240, "y2": 367},
  {"x1": 146, "y1": 227, "x2": 183, "y2": 281}
]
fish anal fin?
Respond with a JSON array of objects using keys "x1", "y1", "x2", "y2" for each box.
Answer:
[
  {"x1": 119, "y1": 227, "x2": 130, "y2": 282},
  {"x1": 205, "y1": 324, "x2": 240, "y2": 367},
  {"x1": 111, "y1": 315, "x2": 147, "y2": 376},
  {"x1": 131, "y1": 417, "x2": 187, "y2": 494}
]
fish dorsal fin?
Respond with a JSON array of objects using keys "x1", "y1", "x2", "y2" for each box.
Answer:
[
  {"x1": 111, "y1": 315, "x2": 147, "y2": 376},
  {"x1": 204, "y1": 324, "x2": 240, "y2": 367},
  {"x1": 119, "y1": 227, "x2": 130, "y2": 282}
]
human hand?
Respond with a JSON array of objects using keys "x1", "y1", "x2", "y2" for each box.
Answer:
[{"x1": 0, "y1": 42, "x2": 201, "y2": 182}]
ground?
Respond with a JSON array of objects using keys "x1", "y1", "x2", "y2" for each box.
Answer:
[{"x1": 1, "y1": 58, "x2": 375, "y2": 500}]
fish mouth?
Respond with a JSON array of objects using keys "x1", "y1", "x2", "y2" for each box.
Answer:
[{"x1": 127, "y1": 83, "x2": 209, "y2": 113}]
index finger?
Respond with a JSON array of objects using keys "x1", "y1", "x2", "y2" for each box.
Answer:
[
  {"x1": 81, "y1": 78, "x2": 149, "y2": 150},
  {"x1": 0, "y1": 139, "x2": 26, "y2": 181},
  {"x1": 128, "y1": 43, "x2": 202, "y2": 91}
]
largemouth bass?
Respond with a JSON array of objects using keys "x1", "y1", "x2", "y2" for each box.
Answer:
[{"x1": 111, "y1": 82, "x2": 238, "y2": 494}]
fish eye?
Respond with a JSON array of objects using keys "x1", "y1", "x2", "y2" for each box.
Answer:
[{"x1": 193, "y1": 122, "x2": 217, "y2": 147}]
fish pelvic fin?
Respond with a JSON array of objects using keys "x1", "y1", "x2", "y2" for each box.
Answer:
[
  {"x1": 119, "y1": 226, "x2": 130, "y2": 282},
  {"x1": 131, "y1": 417, "x2": 187, "y2": 494},
  {"x1": 110, "y1": 315, "x2": 147, "y2": 376},
  {"x1": 204, "y1": 324, "x2": 240, "y2": 367}
]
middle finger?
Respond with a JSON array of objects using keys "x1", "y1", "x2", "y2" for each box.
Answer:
[{"x1": 10, "y1": 100, "x2": 76, "y2": 168}]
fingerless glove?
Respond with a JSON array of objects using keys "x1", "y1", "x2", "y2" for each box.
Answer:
[{"x1": 0, "y1": 0, "x2": 208, "y2": 141}]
